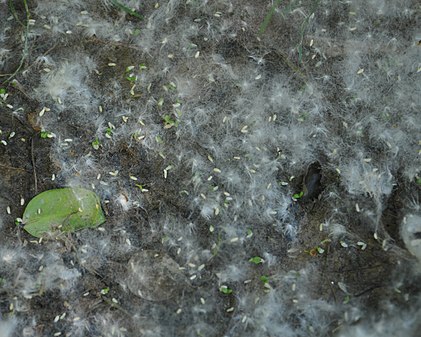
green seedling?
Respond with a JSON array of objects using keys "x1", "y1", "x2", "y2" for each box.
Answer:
[
  {"x1": 249, "y1": 256, "x2": 264, "y2": 264},
  {"x1": 219, "y1": 285, "x2": 233, "y2": 295},
  {"x1": 40, "y1": 130, "x2": 54, "y2": 139},
  {"x1": 100, "y1": 287, "x2": 110, "y2": 295},
  {"x1": 259, "y1": 0, "x2": 283, "y2": 34},
  {"x1": 260, "y1": 275, "x2": 269, "y2": 284},
  {"x1": 163, "y1": 114, "x2": 179, "y2": 128},
  {"x1": 92, "y1": 138, "x2": 100, "y2": 150},
  {"x1": 110, "y1": 0, "x2": 142, "y2": 19},
  {"x1": 105, "y1": 127, "x2": 113, "y2": 138},
  {"x1": 292, "y1": 191, "x2": 304, "y2": 199}
]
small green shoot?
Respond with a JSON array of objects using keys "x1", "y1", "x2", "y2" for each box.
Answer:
[
  {"x1": 126, "y1": 74, "x2": 137, "y2": 83},
  {"x1": 163, "y1": 114, "x2": 179, "y2": 129},
  {"x1": 110, "y1": 0, "x2": 142, "y2": 19},
  {"x1": 105, "y1": 127, "x2": 113, "y2": 138},
  {"x1": 135, "y1": 183, "x2": 148, "y2": 192},
  {"x1": 292, "y1": 191, "x2": 304, "y2": 199},
  {"x1": 416, "y1": 177, "x2": 421, "y2": 186},
  {"x1": 249, "y1": 256, "x2": 264, "y2": 264},
  {"x1": 100, "y1": 287, "x2": 110, "y2": 295},
  {"x1": 0, "y1": 88, "x2": 7, "y2": 95},
  {"x1": 260, "y1": 275, "x2": 269, "y2": 284},
  {"x1": 246, "y1": 228, "x2": 253, "y2": 238},
  {"x1": 92, "y1": 138, "x2": 100, "y2": 150},
  {"x1": 40, "y1": 130, "x2": 54, "y2": 139},
  {"x1": 343, "y1": 295, "x2": 350, "y2": 304},
  {"x1": 259, "y1": 0, "x2": 283, "y2": 34},
  {"x1": 219, "y1": 285, "x2": 233, "y2": 295}
]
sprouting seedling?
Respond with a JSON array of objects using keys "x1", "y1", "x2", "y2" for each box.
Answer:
[
  {"x1": 249, "y1": 256, "x2": 264, "y2": 264},
  {"x1": 110, "y1": 0, "x2": 142, "y2": 19},
  {"x1": 292, "y1": 191, "x2": 304, "y2": 199},
  {"x1": 259, "y1": 0, "x2": 283, "y2": 35},
  {"x1": 40, "y1": 130, "x2": 55, "y2": 139},
  {"x1": 163, "y1": 115, "x2": 179, "y2": 129},
  {"x1": 92, "y1": 138, "x2": 100, "y2": 150},
  {"x1": 219, "y1": 285, "x2": 233, "y2": 295},
  {"x1": 100, "y1": 287, "x2": 110, "y2": 295},
  {"x1": 260, "y1": 275, "x2": 269, "y2": 284}
]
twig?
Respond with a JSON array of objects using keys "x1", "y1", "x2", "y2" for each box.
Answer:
[
  {"x1": 31, "y1": 137, "x2": 38, "y2": 193},
  {"x1": 0, "y1": 164, "x2": 28, "y2": 172}
]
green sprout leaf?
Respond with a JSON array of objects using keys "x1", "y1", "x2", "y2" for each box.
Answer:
[
  {"x1": 92, "y1": 138, "x2": 100, "y2": 150},
  {"x1": 100, "y1": 287, "x2": 110, "y2": 295},
  {"x1": 249, "y1": 256, "x2": 264, "y2": 264},
  {"x1": 416, "y1": 178, "x2": 421, "y2": 186},
  {"x1": 110, "y1": 0, "x2": 142, "y2": 19},
  {"x1": 0, "y1": 88, "x2": 7, "y2": 95},
  {"x1": 22, "y1": 187, "x2": 106, "y2": 238},
  {"x1": 40, "y1": 130, "x2": 54, "y2": 139},
  {"x1": 219, "y1": 285, "x2": 233, "y2": 294},
  {"x1": 260, "y1": 275, "x2": 269, "y2": 284},
  {"x1": 292, "y1": 191, "x2": 304, "y2": 199}
]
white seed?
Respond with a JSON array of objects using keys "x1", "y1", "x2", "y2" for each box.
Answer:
[
  {"x1": 190, "y1": 275, "x2": 197, "y2": 280},
  {"x1": 340, "y1": 241, "x2": 348, "y2": 248},
  {"x1": 195, "y1": 51, "x2": 200, "y2": 58},
  {"x1": 213, "y1": 168, "x2": 221, "y2": 173},
  {"x1": 176, "y1": 308, "x2": 182, "y2": 314},
  {"x1": 52, "y1": 173, "x2": 56, "y2": 181},
  {"x1": 226, "y1": 307, "x2": 234, "y2": 312},
  {"x1": 1, "y1": 140, "x2": 7, "y2": 146},
  {"x1": 6, "y1": 206, "x2": 11, "y2": 214},
  {"x1": 54, "y1": 315, "x2": 60, "y2": 323},
  {"x1": 108, "y1": 63, "x2": 117, "y2": 67},
  {"x1": 20, "y1": 198, "x2": 24, "y2": 206},
  {"x1": 357, "y1": 68, "x2": 364, "y2": 74},
  {"x1": 200, "y1": 297, "x2": 205, "y2": 304}
]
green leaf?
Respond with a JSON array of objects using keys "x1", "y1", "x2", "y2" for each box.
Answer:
[
  {"x1": 22, "y1": 187, "x2": 106, "y2": 238},
  {"x1": 249, "y1": 256, "x2": 264, "y2": 264}
]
